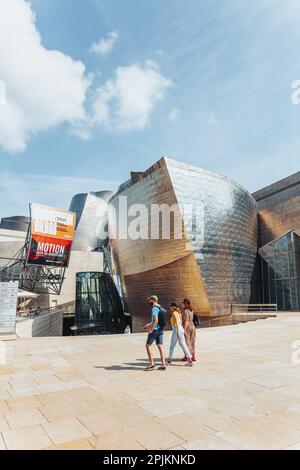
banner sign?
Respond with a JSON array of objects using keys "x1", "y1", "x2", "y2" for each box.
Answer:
[
  {"x1": 0, "y1": 281, "x2": 18, "y2": 334},
  {"x1": 27, "y1": 204, "x2": 76, "y2": 268}
]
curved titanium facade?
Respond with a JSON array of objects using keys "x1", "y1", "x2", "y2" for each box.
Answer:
[
  {"x1": 0, "y1": 216, "x2": 30, "y2": 232},
  {"x1": 110, "y1": 157, "x2": 258, "y2": 331},
  {"x1": 70, "y1": 190, "x2": 114, "y2": 252}
]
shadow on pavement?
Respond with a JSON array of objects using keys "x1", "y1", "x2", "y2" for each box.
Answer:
[
  {"x1": 94, "y1": 358, "x2": 186, "y2": 371},
  {"x1": 94, "y1": 362, "x2": 147, "y2": 371}
]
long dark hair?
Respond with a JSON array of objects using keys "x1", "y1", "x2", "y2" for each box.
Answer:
[{"x1": 183, "y1": 298, "x2": 193, "y2": 311}]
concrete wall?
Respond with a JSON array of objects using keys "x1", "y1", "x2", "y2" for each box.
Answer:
[{"x1": 16, "y1": 311, "x2": 63, "y2": 337}]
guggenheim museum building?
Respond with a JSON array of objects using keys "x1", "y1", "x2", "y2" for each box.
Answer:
[{"x1": 1, "y1": 156, "x2": 300, "y2": 332}]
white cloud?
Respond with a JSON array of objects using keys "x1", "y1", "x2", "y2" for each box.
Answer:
[
  {"x1": 89, "y1": 31, "x2": 118, "y2": 57},
  {"x1": 0, "y1": 0, "x2": 91, "y2": 153},
  {"x1": 92, "y1": 60, "x2": 172, "y2": 132},
  {"x1": 168, "y1": 108, "x2": 180, "y2": 122},
  {"x1": 0, "y1": 2, "x2": 173, "y2": 151}
]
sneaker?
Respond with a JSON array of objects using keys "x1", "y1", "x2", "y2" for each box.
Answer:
[{"x1": 185, "y1": 359, "x2": 193, "y2": 367}]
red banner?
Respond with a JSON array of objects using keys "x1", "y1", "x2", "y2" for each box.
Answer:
[
  {"x1": 28, "y1": 234, "x2": 73, "y2": 267},
  {"x1": 27, "y1": 204, "x2": 76, "y2": 268}
]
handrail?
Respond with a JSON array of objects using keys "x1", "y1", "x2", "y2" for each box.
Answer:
[
  {"x1": 230, "y1": 304, "x2": 278, "y2": 314},
  {"x1": 17, "y1": 306, "x2": 60, "y2": 320},
  {"x1": 199, "y1": 315, "x2": 233, "y2": 328},
  {"x1": 16, "y1": 302, "x2": 74, "y2": 321},
  {"x1": 199, "y1": 305, "x2": 278, "y2": 328}
]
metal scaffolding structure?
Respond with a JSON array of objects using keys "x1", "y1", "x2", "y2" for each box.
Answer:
[{"x1": 0, "y1": 223, "x2": 66, "y2": 295}]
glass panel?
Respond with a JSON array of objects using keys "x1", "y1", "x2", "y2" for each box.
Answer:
[
  {"x1": 75, "y1": 272, "x2": 129, "y2": 334},
  {"x1": 282, "y1": 280, "x2": 291, "y2": 310},
  {"x1": 281, "y1": 254, "x2": 289, "y2": 279},
  {"x1": 270, "y1": 279, "x2": 277, "y2": 305},
  {"x1": 259, "y1": 232, "x2": 300, "y2": 311},
  {"x1": 289, "y1": 253, "x2": 295, "y2": 277},
  {"x1": 276, "y1": 280, "x2": 283, "y2": 310}
]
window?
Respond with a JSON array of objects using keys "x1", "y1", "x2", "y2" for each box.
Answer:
[{"x1": 259, "y1": 232, "x2": 300, "y2": 311}]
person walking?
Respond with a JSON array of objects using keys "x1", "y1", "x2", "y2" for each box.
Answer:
[
  {"x1": 144, "y1": 295, "x2": 166, "y2": 371},
  {"x1": 168, "y1": 303, "x2": 193, "y2": 367},
  {"x1": 124, "y1": 325, "x2": 131, "y2": 335},
  {"x1": 182, "y1": 299, "x2": 197, "y2": 362}
]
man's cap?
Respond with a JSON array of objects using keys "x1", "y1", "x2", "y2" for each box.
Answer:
[{"x1": 147, "y1": 295, "x2": 158, "y2": 302}]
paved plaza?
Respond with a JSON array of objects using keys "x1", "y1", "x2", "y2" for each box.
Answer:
[{"x1": 0, "y1": 314, "x2": 300, "y2": 450}]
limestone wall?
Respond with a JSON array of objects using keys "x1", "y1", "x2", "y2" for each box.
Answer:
[{"x1": 16, "y1": 311, "x2": 63, "y2": 337}]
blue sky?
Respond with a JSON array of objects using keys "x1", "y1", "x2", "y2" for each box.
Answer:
[{"x1": 1, "y1": 0, "x2": 300, "y2": 217}]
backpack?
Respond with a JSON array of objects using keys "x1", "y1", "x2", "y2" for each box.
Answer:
[{"x1": 158, "y1": 306, "x2": 168, "y2": 329}]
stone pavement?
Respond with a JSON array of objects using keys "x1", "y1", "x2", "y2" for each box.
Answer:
[{"x1": 0, "y1": 313, "x2": 300, "y2": 450}]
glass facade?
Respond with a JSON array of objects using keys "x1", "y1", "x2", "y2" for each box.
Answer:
[
  {"x1": 259, "y1": 231, "x2": 300, "y2": 311},
  {"x1": 75, "y1": 272, "x2": 129, "y2": 334}
]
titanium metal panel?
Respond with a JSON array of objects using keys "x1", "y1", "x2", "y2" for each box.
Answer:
[
  {"x1": 110, "y1": 157, "x2": 258, "y2": 330},
  {"x1": 70, "y1": 191, "x2": 114, "y2": 252},
  {"x1": 253, "y1": 171, "x2": 300, "y2": 248},
  {"x1": 166, "y1": 158, "x2": 258, "y2": 317}
]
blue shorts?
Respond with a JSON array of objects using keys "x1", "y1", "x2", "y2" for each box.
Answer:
[{"x1": 147, "y1": 328, "x2": 164, "y2": 346}]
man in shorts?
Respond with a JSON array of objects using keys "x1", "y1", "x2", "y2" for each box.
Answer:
[{"x1": 144, "y1": 295, "x2": 166, "y2": 371}]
